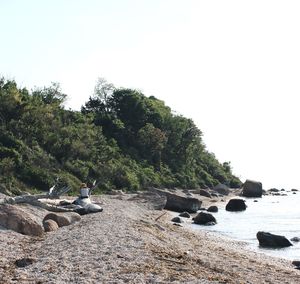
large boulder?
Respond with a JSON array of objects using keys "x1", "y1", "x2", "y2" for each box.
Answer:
[
  {"x1": 257, "y1": 231, "x2": 293, "y2": 248},
  {"x1": 213, "y1": 184, "x2": 230, "y2": 195},
  {"x1": 225, "y1": 199, "x2": 246, "y2": 211},
  {"x1": 43, "y1": 212, "x2": 81, "y2": 227},
  {"x1": 164, "y1": 192, "x2": 202, "y2": 213},
  {"x1": 193, "y1": 212, "x2": 216, "y2": 225},
  {"x1": 242, "y1": 180, "x2": 262, "y2": 197},
  {"x1": 0, "y1": 204, "x2": 44, "y2": 236}
]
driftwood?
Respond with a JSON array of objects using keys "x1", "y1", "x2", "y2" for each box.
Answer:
[{"x1": 0, "y1": 185, "x2": 74, "y2": 212}]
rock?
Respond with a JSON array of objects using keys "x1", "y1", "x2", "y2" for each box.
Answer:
[
  {"x1": 43, "y1": 219, "x2": 59, "y2": 232},
  {"x1": 15, "y1": 257, "x2": 35, "y2": 268},
  {"x1": 213, "y1": 184, "x2": 230, "y2": 195},
  {"x1": 157, "y1": 190, "x2": 202, "y2": 213},
  {"x1": 74, "y1": 203, "x2": 103, "y2": 215},
  {"x1": 291, "y1": 189, "x2": 298, "y2": 192},
  {"x1": 242, "y1": 180, "x2": 263, "y2": 197},
  {"x1": 199, "y1": 189, "x2": 211, "y2": 198},
  {"x1": 128, "y1": 191, "x2": 167, "y2": 210},
  {"x1": 281, "y1": 188, "x2": 285, "y2": 191},
  {"x1": 268, "y1": 188, "x2": 279, "y2": 192},
  {"x1": 193, "y1": 212, "x2": 216, "y2": 225},
  {"x1": 179, "y1": 212, "x2": 190, "y2": 218},
  {"x1": 256, "y1": 231, "x2": 293, "y2": 248},
  {"x1": 293, "y1": 192, "x2": 297, "y2": 195},
  {"x1": 207, "y1": 206, "x2": 218, "y2": 213},
  {"x1": 0, "y1": 204, "x2": 44, "y2": 236},
  {"x1": 291, "y1": 237, "x2": 300, "y2": 242},
  {"x1": 225, "y1": 199, "x2": 246, "y2": 211},
  {"x1": 43, "y1": 212, "x2": 81, "y2": 227},
  {"x1": 292, "y1": 260, "x2": 300, "y2": 267},
  {"x1": 171, "y1": 217, "x2": 183, "y2": 223},
  {"x1": 211, "y1": 193, "x2": 218, "y2": 197},
  {"x1": 254, "y1": 200, "x2": 258, "y2": 202}
]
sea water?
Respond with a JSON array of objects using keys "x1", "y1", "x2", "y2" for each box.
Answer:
[{"x1": 192, "y1": 191, "x2": 300, "y2": 260}]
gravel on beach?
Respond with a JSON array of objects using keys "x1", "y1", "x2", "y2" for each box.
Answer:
[{"x1": 0, "y1": 194, "x2": 299, "y2": 284}]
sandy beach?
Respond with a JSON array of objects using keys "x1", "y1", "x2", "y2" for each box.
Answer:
[{"x1": 1, "y1": 193, "x2": 300, "y2": 284}]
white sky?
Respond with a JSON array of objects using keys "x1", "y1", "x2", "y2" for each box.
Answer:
[{"x1": 1, "y1": 0, "x2": 300, "y2": 189}]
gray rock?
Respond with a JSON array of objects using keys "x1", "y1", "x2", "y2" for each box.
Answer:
[
  {"x1": 291, "y1": 237, "x2": 300, "y2": 242},
  {"x1": 257, "y1": 231, "x2": 293, "y2": 248},
  {"x1": 193, "y1": 212, "x2": 216, "y2": 225},
  {"x1": 242, "y1": 180, "x2": 263, "y2": 197},
  {"x1": 207, "y1": 206, "x2": 218, "y2": 213},
  {"x1": 43, "y1": 212, "x2": 81, "y2": 227},
  {"x1": 171, "y1": 217, "x2": 183, "y2": 223},
  {"x1": 0, "y1": 204, "x2": 44, "y2": 236},
  {"x1": 43, "y1": 219, "x2": 59, "y2": 232},
  {"x1": 213, "y1": 184, "x2": 230, "y2": 195},
  {"x1": 292, "y1": 260, "x2": 300, "y2": 267},
  {"x1": 199, "y1": 189, "x2": 211, "y2": 198},
  {"x1": 15, "y1": 257, "x2": 35, "y2": 268},
  {"x1": 156, "y1": 190, "x2": 202, "y2": 213},
  {"x1": 179, "y1": 212, "x2": 190, "y2": 218},
  {"x1": 225, "y1": 199, "x2": 246, "y2": 211}
]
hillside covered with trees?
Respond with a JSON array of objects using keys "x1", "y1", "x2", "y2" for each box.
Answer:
[{"x1": 0, "y1": 77, "x2": 241, "y2": 195}]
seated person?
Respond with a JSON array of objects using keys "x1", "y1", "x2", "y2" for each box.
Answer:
[{"x1": 79, "y1": 183, "x2": 90, "y2": 199}]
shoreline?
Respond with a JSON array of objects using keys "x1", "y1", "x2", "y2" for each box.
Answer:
[{"x1": 1, "y1": 193, "x2": 299, "y2": 283}]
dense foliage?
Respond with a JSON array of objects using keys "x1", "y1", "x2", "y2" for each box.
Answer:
[{"x1": 0, "y1": 77, "x2": 241, "y2": 194}]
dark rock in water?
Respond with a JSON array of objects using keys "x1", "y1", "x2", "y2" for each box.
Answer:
[
  {"x1": 293, "y1": 192, "x2": 297, "y2": 195},
  {"x1": 291, "y1": 189, "x2": 298, "y2": 192},
  {"x1": 242, "y1": 180, "x2": 262, "y2": 197},
  {"x1": 193, "y1": 212, "x2": 216, "y2": 225},
  {"x1": 268, "y1": 188, "x2": 279, "y2": 192},
  {"x1": 199, "y1": 207, "x2": 206, "y2": 211},
  {"x1": 225, "y1": 199, "x2": 246, "y2": 211},
  {"x1": 156, "y1": 190, "x2": 202, "y2": 213},
  {"x1": 213, "y1": 184, "x2": 230, "y2": 195},
  {"x1": 0, "y1": 204, "x2": 44, "y2": 236},
  {"x1": 291, "y1": 237, "x2": 300, "y2": 242},
  {"x1": 199, "y1": 189, "x2": 211, "y2": 198},
  {"x1": 207, "y1": 206, "x2": 218, "y2": 213},
  {"x1": 15, "y1": 257, "x2": 35, "y2": 268},
  {"x1": 179, "y1": 212, "x2": 190, "y2": 218},
  {"x1": 257, "y1": 231, "x2": 293, "y2": 248},
  {"x1": 211, "y1": 193, "x2": 218, "y2": 197},
  {"x1": 254, "y1": 200, "x2": 258, "y2": 202},
  {"x1": 173, "y1": 223, "x2": 183, "y2": 227},
  {"x1": 171, "y1": 217, "x2": 183, "y2": 223},
  {"x1": 281, "y1": 188, "x2": 285, "y2": 191}
]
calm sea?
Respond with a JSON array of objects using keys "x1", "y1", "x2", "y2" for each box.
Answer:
[{"x1": 192, "y1": 191, "x2": 300, "y2": 260}]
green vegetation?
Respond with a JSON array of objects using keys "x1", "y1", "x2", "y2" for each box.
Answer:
[{"x1": 0, "y1": 77, "x2": 241, "y2": 194}]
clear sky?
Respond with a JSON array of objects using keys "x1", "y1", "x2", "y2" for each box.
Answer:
[{"x1": 1, "y1": 0, "x2": 300, "y2": 189}]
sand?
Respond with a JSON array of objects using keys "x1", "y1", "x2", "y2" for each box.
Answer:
[{"x1": 0, "y1": 193, "x2": 299, "y2": 284}]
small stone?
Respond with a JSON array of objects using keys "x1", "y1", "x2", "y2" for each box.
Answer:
[
  {"x1": 291, "y1": 237, "x2": 300, "y2": 242},
  {"x1": 171, "y1": 217, "x2": 183, "y2": 223},
  {"x1": 179, "y1": 212, "x2": 190, "y2": 218},
  {"x1": 15, "y1": 257, "x2": 35, "y2": 268}
]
